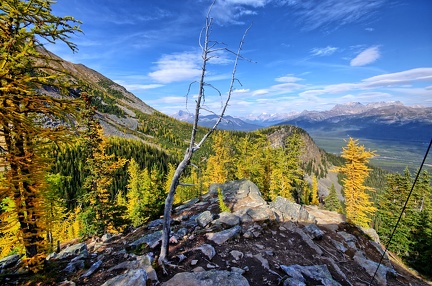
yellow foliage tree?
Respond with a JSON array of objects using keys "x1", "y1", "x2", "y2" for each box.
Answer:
[
  {"x1": 311, "y1": 176, "x2": 319, "y2": 205},
  {"x1": 205, "y1": 131, "x2": 231, "y2": 185},
  {"x1": 268, "y1": 133, "x2": 304, "y2": 201},
  {"x1": 334, "y1": 138, "x2": 377, "y2": 227},
  {"x1": 234, "y1": 133, "x2": 268, "y2": 191},
  {"x1": 0, "y1": 0, "x2": 81, "y2": 268}
]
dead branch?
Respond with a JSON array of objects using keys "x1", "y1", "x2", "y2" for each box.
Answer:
[{"x1": 158, "y1": 1, "x2": 251, "y2": 267}]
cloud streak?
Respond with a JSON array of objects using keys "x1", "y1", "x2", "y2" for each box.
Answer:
[
  {"x1": 310, "y1": 46, "x2": 338, "y2": 56},
  {"x1": 286, "y1": 0, "x2": 387, "y2": 31},
  {"x1": 210, "y1": 0, "x2": 387, "y2": 32},
  {"x1": 212, "y1": 0, "x2": 267, "y2": 24},
  {"x1": 350, "y1": 46, "x2": 380, "y2": 66}
]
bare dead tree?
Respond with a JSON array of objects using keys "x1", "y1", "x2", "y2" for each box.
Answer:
[{"x1": 158, "y1": 2, "x2": 251, "y2": 268}]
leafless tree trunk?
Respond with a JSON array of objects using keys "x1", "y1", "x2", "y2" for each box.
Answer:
[{"x1": 158, "y1": 1, "x2": 251, "y2": 268}]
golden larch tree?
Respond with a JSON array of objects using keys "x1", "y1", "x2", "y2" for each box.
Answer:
[
  {"x1": 0, "y1": 0, "x2": 81, "y2": 268},
  {"x1": 334, "y1": 138, "x2": 377, "y2": 227}
]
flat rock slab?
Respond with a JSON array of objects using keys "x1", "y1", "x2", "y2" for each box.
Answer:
[
  {"x1": 57, "y1": 243, "x2": 88, "y2": 260},
  {"x1": 212, "y1": 212, "x2": 240, "y2": 227},
  {"x1": 281, "y1": 264, "x2": 341, "y2": 286},
  {"x1": 0, "y1": 254, "x2": 20, "y2": 269},
  {"x1": 129, "y1": 230, "x2": 162, "y2": 249},
  {"x1": 162, "y1": 270, "x2": 249, "y2": 286},
  {"x1": 206, "y1": 225, "x2": 241, "y2": 245},
  {"x1": 194, "y1": 244, "x2": 216, "y2": 260},
  {"x1": 102, "y1": 269, "x2": 148, "y2": 286}
]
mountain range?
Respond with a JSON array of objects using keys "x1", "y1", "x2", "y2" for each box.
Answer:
[
  {"x1": 275, "y1": 101, "x2": 432, "y2": 143},
  {"x1": 172, "y1": 102, "x2": 432, "y2": 143}
]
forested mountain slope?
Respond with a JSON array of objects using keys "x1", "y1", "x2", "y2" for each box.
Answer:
[{"x1": 2, "y1": 48, "x2": 430, "y2": 283}]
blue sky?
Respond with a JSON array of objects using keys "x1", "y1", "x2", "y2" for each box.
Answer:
[{"x1": 47, "y1": 0, "x2": 432, "y2": 117}]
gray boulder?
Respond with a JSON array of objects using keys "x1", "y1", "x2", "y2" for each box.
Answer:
[
  {"x1": 64, "y1": 259, "x2": 85, "y2": 273},
  {"x1": 337, "y1": 231, "x2": 357, "y2": 249},
  {"x1": 102, "y1": 269, "x2": 148, "y2": 286},
  {"x1": 81, "y1": 260, "x2": 102, "y2": 278},
  {"x1": 194, "y1": 244, "x2": 216, "y2": 260},
  {"x1": 304, "y1": 224, "x2": 324, "y2": 240},
  {"x1": 57, "y1": 243, "x2": 88, "y2": 260},
  {"x1": 234, "y1": 205, "x2": 276, "y2": 223},
  {"x1": 0, "y1": 254, "x2": 20, "y2": 269},
  {"x1": 163, "y1": 270, "x2": 249, "y2": 286},
  {"x1": 210, "y1": 179, "x2": 267, "y2": 212},
  {"x1": 129, "y1": 230, "x2": 162, "y2": 249},
  {"x1": 270, "y1": 196, "x2": 316, "y2": 223},
  {"x1": 206, "y1": 225, "x2": 241, "y2": 245},
  {"x1": 353, "y1": 251, "x2": 395, "y2": 286},
  {"x1": 212, "y1": 212, "x2": 240, "y2": 227},
  {"x1": 196, "y1": 211, "x2": 214, "y2": 228},
  {"x1": 281, "y1": 264, "x2": 341, "y2": 286}
]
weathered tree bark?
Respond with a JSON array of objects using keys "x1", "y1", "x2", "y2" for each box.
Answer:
[{"x1": 158, "y1": 1, "x2": 251, "y2": 267}]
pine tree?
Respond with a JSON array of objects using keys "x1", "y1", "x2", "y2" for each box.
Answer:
[
  {"x1": 0, "y1": 0, "x2": 81, "y2": 267},
  {"x1": 325, "y1": 184, "x2": 342, "y2": 212},
  {"x1": 375, "y1": 169, "x2": 432, "y2": 277},
  {"x1": 405, "y1": 170, "x2": 432, "y2": 276},
  {"x1": 334, "y1": 138, "x2": 376, "y2": 227},
  {"x1": 375, "y1": 172, "x2": 412, "y2": 255}
]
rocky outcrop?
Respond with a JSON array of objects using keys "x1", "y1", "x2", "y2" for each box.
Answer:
[
  {"x1": 1, "y1": 179, "x2": 429, "y2": 286},
  {"x1": 210, "y1": 179, "x2": 316, "y2": 224},
  {"x1": 270, "y1": 196, "x2": 316, "y2": 223}
]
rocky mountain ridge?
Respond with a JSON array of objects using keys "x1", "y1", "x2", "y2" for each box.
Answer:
[
  {"x1": 1, "y1": 179, "x2": 428, "y2": 286},
  {"x1": 172, "y1": 102, "x2": 432, "y2": 142},
  {"x1": 242, "y1": 101, "x2": 432, "y2": 126},
  {"x1": 172, "y1": 110, "x2": 262, "y2": 131}
]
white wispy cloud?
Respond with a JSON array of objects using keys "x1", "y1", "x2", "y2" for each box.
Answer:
[
  {"x1": 113, "y1": 81, "x2": 164, "y2": 91},
  {"x1": 310, "y1": 46, "x2": 338, "y2": 56},
  {"x1": 212, "y1": 0, "x2": 268, "y2": 24},
  {"x1": 350, "y1": 46, "x2": 380, "y2": 66},
  {"x1": 275, "y1": 75, "x2": 304, "y2": 83},
  {"x1": 148, "y1": 51, "x2": 202, "y2": 84},
  {"x1": 209, "y1": 0, "x2": 386, "y2": 30},
  {"x1": 297, "y1": 68, "x2": 432, "y2": 98},
  {"x1": 286, "y1": 0, "x2": 387, "y2": 31},
  {"x1": 148, "y1": 48, "x2": 236, "y2": 84},
  {"x1": 362, "y1": 68, "x2": 432, "y2": 86}
]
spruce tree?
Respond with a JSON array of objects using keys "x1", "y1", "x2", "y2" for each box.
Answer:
[
  {"x1": 375, "y1": 172, "x2": 412, "y2": 255},
  {"x1": 334, "y1": 138, "x2": 376, "y2": 227},
  {"x1": 325, "y1": 184, "x2": 342, "y2": 212}
]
